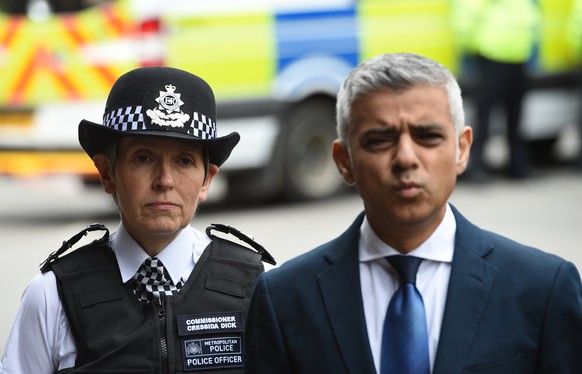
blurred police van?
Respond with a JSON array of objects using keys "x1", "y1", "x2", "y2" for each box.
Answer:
[{"x1": 0, "y1": 0, "x2": 579, "y2": 202}]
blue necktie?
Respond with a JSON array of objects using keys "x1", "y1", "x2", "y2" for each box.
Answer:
[{"x1": 381, "y1": 256, "x2": 430, "y2": 374}]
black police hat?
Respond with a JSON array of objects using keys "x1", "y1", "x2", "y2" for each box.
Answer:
[{"x1": 78, "y1": 66, "x2": 240, "y2": 167}]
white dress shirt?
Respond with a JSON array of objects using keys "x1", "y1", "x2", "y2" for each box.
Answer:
[
  {"x1": 360, "y1": 204, "x2": 456, "y2": 373},
  {"x1": 0, "y1": 223, "x2": 211, "y2": 374}
]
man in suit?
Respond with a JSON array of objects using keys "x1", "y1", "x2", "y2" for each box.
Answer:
[{"x1": 244, "y1": 53, "x2": 582, "y2": 373}]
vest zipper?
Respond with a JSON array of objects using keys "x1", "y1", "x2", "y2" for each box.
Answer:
[{"x1": 158, "y1": 296, "x2": 169, "y2": 374}]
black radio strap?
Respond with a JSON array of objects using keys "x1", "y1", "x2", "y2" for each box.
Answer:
[
  {"x1": 40, "y1": 223, "x2": 109, "y2": 273},
  {"x1": 206, "y1": 223, "x2": 276, "y2": 265}
]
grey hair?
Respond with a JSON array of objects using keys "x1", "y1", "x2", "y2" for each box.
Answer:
[
  {"x1": 100, "y1": 141, "x2": 119, "y2": 205},
  {"x1": 102, "y1": 141, "x2": 119, "y2": 176},
  {"x1": 336, "y1": 53, "x2": 465, "y2": 144}
]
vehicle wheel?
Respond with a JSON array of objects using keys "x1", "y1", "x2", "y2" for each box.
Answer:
[{"x1": 279, "y1": 98, "x2": 345, "y2": 201}]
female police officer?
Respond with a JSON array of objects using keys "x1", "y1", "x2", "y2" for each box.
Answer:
[{"x1": 1, "y1": 67, "x2": 274, "y2": 374}]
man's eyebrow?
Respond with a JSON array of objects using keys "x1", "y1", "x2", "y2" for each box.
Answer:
[
  {"x1": 361, "y1": 127, "x2": 396, "y2": 137},
  {"x1": 410, "y1": 123, "x2": 445, "y2": 131},
  {"x1": 360, "y1": 123, "x2": 445, "y2": 136}
]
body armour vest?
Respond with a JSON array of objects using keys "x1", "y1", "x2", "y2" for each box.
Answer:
[{"x1": 44, "y1": 225, "x2": 270, "y2": 374}]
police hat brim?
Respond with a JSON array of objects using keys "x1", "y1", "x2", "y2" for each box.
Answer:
[{"x1": 79, "y1": 119, "x2": 240, "y2": 167}]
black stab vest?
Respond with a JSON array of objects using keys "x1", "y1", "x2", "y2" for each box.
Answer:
[{"x1": 48, "y1": 235, "x2": 265, "y2": 373}]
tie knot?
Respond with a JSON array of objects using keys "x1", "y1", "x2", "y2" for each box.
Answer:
[
  {"x1": 133, "y1": 257, "x2": 182, "y2": 302},
  {"x1": 144, "y1": 257, "x2": 164, "y2": 273},
  {"x1": 386, "y1": 255, "x2": 422, "y2": 284}
]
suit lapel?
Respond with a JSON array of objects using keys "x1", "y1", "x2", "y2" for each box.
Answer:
[
  {"x1": 318, "y1": 213, "x2": 376, "y2": 373},
  {"x1": 433, "y1": 207, "x2": 498, "y2": 374}
]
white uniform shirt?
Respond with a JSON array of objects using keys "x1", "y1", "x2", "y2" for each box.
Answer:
[
  {"x1": 0, "y1": 223, "x2": 211, "y2": 374},
  {"x1": 360, "y1": 204, "x2": 456, "y2": 373}
]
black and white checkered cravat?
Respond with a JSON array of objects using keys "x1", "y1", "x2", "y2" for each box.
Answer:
[{"x1": 132, "y1": 257, "x2": 183, "y2": 302}]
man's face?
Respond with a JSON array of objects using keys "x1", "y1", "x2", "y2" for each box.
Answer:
[
  {"x1": 95, "y1": 136, "x2": 217, "y2": 254},
  {"x1": 333, "y1": 86, "x2": 471, "y2": 244}
]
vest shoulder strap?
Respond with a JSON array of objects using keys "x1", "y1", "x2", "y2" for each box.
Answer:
[
  {"x1": 49, "y1": 239, "x2": 115, "y2": 281},
  {"x1": 206, "y1": 223, "x2": 276, "y2": 265},
  {"x1": 40, "y1": 223, "x2": 110, "y2": 274}
]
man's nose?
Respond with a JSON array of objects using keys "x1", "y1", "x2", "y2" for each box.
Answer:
[{"x1": 392, "y1": 136, "x2": 418, "y2": 171}]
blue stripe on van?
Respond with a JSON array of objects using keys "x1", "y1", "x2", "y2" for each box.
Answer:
[{"x1": 274, "y1": 8, "x2": 359, "y2": 72}]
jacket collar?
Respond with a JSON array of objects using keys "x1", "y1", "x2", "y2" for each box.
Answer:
[
  {"x1": 433, "y1": 205, "x2": 498, "y2": 373},
  {"x1": 317, "y1": 212, "x2": 377, "y2": 373}
]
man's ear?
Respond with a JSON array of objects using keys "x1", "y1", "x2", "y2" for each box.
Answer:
[
  {"x1": 456, "y1": 125, "x2": 473, "y2": 175},
  {"x1": 332, "y1": 139, "x2": 355, "y2": 185},
  {"x1": 93, "y1": 153, "x2": 116, "y2": 195}
]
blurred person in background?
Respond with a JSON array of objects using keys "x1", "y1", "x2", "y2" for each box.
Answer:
[
  {"x1": 244, "y1": 53, "x2": 582, "y2": 373},
  {"x1": 567, "y1": 0, "x2": 582, "y2": 170},
  {"x1": 0, "y1": 67, "x2": 274, "y2": 373},
  {"x1": 452, "y1": 0, "x2": 540, "y2": 182}
]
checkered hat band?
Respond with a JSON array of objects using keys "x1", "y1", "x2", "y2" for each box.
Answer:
[
  {"x1": 104, "y1": 106, "x2": 146, "y2": 131},
  {"x1": 192, "y1": 112, "x2": 216, "y2": 139},
  {"x1": 103, "y1": 106, "x2": 216, "y2": 139}
]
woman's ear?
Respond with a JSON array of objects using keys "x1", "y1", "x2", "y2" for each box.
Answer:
[
  {"x1": 93, "y1": 154, "x2": 116, "y2": 195},
  {"x1": 197, "y1": 163, "x2": 219, "y2": 203}
]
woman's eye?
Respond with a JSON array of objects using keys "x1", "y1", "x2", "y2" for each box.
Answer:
[
  {"x1": 179, "y1": 157, "x2": 195, "y2": 166},
  {"x1": 135, "y1": 154, "x2": 151, "y2": 163}
]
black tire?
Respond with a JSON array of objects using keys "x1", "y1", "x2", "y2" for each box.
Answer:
[{"x1": 279, "y1": 98, "x2": 345, "y2": 201}]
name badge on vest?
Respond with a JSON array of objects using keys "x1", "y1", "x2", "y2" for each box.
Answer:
[{"x1": 177, "y1": 311, "x2": 244, "y2": 371}]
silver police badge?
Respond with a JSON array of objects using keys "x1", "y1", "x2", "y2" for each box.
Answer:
[{"x1": 146, "y1": 84, "x2": 190, "y2": 128}]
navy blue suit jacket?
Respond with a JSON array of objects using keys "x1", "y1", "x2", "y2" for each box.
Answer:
[{"x1": 244, "y1": 206, "x2": 582, "y2": 373}]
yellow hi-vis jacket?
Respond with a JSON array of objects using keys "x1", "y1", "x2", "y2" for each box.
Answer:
[
  {"x1": 567, "y1": 0, "x2": 582, "y2": 58},
  {"x1": 452, "y1": 0, "x2": 540, "y2": 63}
]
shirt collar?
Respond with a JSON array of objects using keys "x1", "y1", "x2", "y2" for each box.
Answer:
[
  {"x1": 112, "y1": 223, "x2": 207, "y2": 284},
  {"x1": 359, "y1": 203, "x2": 456, "y2": 263}
]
